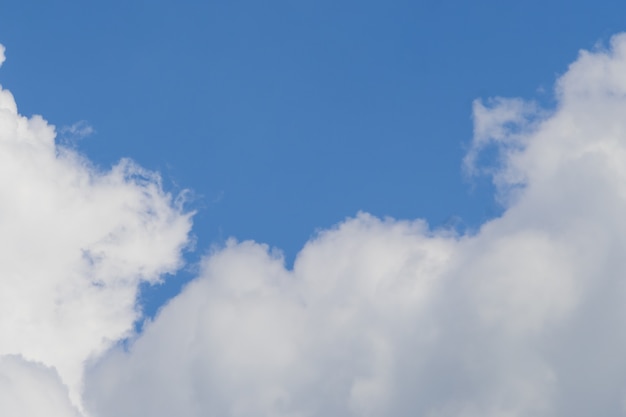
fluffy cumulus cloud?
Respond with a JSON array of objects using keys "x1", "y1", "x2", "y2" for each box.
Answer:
[
  {"x1": 6, "y1": 33, "x2": 626, "y2": 417},
  {"x1": 0, "y1": 44, "x2": 193, "y2": 414}
]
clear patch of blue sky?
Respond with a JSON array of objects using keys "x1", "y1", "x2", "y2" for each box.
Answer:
[{"x1": 1, "y1": 0, "x2": 625, "y2": 318}]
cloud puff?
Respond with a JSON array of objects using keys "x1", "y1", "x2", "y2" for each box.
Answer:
[
  {"x1": 0, "y1": 54, "x2": 193, "y2": 412},
  {"x1": 0, "y1": 44, "x2": 5, "y2": 68},
  {"x1": 83, "y1": 33, "x2": 626, "y2": 417}
]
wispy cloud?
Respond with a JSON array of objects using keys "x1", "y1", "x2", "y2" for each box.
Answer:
[{"x1": 58, "y1": 120, "x2": 95, "y2": 144}]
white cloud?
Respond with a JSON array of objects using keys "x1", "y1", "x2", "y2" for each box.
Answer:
[
  {"x1": 0, "y1": 56, "x2": 193, "y2": 412},
  {"x1": 85, "y1": 217, "x2": 454, "y2": 417},
  {"x1": 0, "y1": 44, "x2": 5, "y2": 68},
  {"x1": 82, "y1": 33, "x2": 626, "y2": 417}
]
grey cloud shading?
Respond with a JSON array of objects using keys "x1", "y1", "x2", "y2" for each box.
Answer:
[{"x1": 0, "y1": 355, "x2": 83, "y2": 417}]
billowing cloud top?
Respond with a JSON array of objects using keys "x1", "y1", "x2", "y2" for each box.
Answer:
[{"x1": 6, "y1": 34, "x2": 626, "y2": 417}]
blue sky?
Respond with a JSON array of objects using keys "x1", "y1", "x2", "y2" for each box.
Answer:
[
  {"x1": 1, "y1": 1, "x2": 619, "y2": 239},
  {"x1": 0, "y1": 1, "x2": 615, "y2": 234},
  {"x1": 6, "y1": 2, "x2": 626, "y2": 416},
  {"x1": 5, "y1": 0, "x2": 623, "y2": 317}
]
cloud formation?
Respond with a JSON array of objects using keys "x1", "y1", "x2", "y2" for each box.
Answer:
[
  {"x1": 80, "y1": 33, "x2": 626, "y2": 417},
  {"x1": 5, "y1": 33, "x2": 626, "y2": 417},
  {"x1": 0, "y1": 44, "x2": 193, "y2": 414}
]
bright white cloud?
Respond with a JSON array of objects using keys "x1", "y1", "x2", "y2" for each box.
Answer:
[
  {"x1": 0, "y1": 44, "x2": 5, "y2": 68},
  {"x1": 0, "y1": 58, "x2": 193, "y2": 413},
  {"x1": 82, "y1": 33, "x2": 626, "y2": 417}
]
